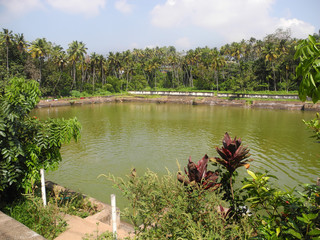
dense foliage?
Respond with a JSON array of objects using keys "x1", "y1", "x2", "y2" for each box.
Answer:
[
  {"x1": 1, "y1": 28, "x2": 319, "y2": 96},
  {"x1": 0, "y1": 77, "x2": 81, "y2": 201},
  {"x1": 295, "y1": 35, "x2": 320, "y2": 103}
]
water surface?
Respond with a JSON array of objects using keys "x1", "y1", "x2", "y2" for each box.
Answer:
[{"x1": 33, "y1": 103, "x2": 320, "y2": 209}]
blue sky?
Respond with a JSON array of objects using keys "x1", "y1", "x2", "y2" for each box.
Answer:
[{"x1": 1, "y1": 0, "x2": 319, "y2": 54}]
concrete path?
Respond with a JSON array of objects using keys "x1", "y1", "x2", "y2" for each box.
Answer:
[{"x1": 55, "y1": 213, "x2": 133, "y2": 240}]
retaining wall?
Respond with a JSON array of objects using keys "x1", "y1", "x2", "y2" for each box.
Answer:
[
  {"x1": 0, "y1": 211, "x2": 46, "y2": 240},
  {"x1": 128, "y1": 91, "x2": 300, "y2": 100}
]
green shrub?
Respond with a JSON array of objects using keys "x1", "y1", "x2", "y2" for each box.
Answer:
[
  {"x1": 70, "y1": 90, "x2": 81, "y2": 98},
  {"x1": 105, "y1": 170, "x2": 253, "y2": 239}
]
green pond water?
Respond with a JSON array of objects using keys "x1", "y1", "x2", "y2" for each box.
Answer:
[{"x1": 33, "y1": 102, "x2": 320, "y2": 210}]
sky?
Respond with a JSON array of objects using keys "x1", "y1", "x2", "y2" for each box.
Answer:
[{"x1": 0, "y1": 0, "x2": 319, "y2": 55}]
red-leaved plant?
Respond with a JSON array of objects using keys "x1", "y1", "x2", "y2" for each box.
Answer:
[
  {"x1": 211, "y1": 132, "x2": 253, "y2": 199},
  {"x1": 177, "y1": 154, "x2": 221, "y2": 191}
]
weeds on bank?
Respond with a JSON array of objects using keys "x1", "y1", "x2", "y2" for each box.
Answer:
[
  {"x1": 3, "y1": 194, "x2": 67, "y2": 239},
  {"x1": 2, "y1": 185, "x2": 98, "y2": 239},
  {"x1": 49, "y1": 185, "x2": 98, "y2": 218},
  {"x1": 82, "y1": 222, "x2": 114, "y2": 240}
]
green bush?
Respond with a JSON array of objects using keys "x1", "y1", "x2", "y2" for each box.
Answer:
[
  {"x1": 70, "y1": 90, "x2": 81, "y2": 98},
  {"x1": 106, "y1": 170, "x2": 253, "y2": 239},
  {"x1": 242, "y1": 170, "x2": 320, "y2": 239}
]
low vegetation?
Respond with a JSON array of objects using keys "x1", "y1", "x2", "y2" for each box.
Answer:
[{"x1": 106, "y1": 132, "x2": 320, "y2": 239}]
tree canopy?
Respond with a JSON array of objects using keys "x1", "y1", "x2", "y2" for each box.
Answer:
[{"x1": 1, "y1": 28, "x2": 319, "y2": 96}]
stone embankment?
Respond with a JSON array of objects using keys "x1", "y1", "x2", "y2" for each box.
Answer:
[{"x1": 37, "y1": 95, "x2": 320, "y2": 111}]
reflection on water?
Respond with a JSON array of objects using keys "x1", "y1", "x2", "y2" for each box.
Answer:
[{"x1": 32, "y1": 103, "x2": 319, "y2": 209}]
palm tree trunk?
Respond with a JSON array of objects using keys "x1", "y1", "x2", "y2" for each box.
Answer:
[
  {"x1": 93, "y1": 67, "x2": 95, "y2": 93},
  {"x1": 215, "y1": 70, "x2": 219, "y2": 92},
  {"x1": 6, "y1": 45, "x2": 9, "y2": 77},
  {"x1": 39, "y1": 58, "x2": 42, "y2": 88},
  {"x1": 272, "y1": 62, "x2": 276, "y2": 91},
  {"x1": 73, "y1": 62, "x2": 76, "y2": 89}
]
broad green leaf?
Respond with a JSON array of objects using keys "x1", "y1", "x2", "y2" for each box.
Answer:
[
  {"x1": 297, "y1": 216, "x2": 309, "y2": 224},
  {"x1": 247, "y1": 170, "x2": 257, "y2": 180},
  {"x1": 310, "y1": 74, "x2": 317, "y2": 88},
  {"x1": 308, "y1": 228, "x2": 320, "y2": 236},
  {"x1": 305, "y1": 213, "x2": 318, "y2": 221},
  {"x1": 242, "y1": 184, "x2": 253, "y2": 189},
  {"x1": 286, "y1": 229, "x2": 302, "y2": 239},
  {"x1": 309, "y1": 35, "x2": 316, "y2": 44},
  {"x1": 246, "y1": 196, "x2": 259, "y2": 202}
]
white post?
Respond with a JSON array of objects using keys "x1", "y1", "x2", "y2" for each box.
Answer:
[
  {"x1": 40, "y1": 168, "x2": 47, "y2": 206},
  {"x1": 111, "y1": 194, "x2": 117, "y2": 239}
]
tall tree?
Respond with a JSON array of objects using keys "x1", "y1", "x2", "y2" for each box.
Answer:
[
  {"x1": 263, "y1": 42, "x2": 278, "y2": 91},
  {"x1": 28, "y1": 38, "x2": 49, "y2": 87},
  {"x1": 52, "y1": 46, "x2": 69, "y2": 93},
  {"x1": 67, "y1": 41, "x2": 87, "y2": 89},
  {"x1": 90, "y1": 52, "x2": 98, "y2": 93},
  {"x1": 15, "y1": 33, "x2": 28, "y2": 54},
  {"x1": 1, "y1": 29, "x2": 13, "y2": 76},
  {"x1": 211, "y1": 49, "x2": 225, "y2": 92}
]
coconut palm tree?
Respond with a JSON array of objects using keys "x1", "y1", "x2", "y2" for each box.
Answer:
[
  {"x1": 29, "y1": 38, "x2": 49, "y2": 86},
  {"x1": 15, "y1": 33, "x2": 28, "y2": 54},
  {"x1": 97, "y1": 54, "x2": 106, "y2": 85},
  {"x1": 52, "y1": 46, "x2": 68, "y2": 93},
  {"x1": 90, "y1": 52, "x2": 99, "y2": 93},
  {"x1": 211, "y1": 50, "x2": 226, "y2": 92},
  {"x1": 1, "y1": 29, "x2": 13, "y2": 76},
  {"x1": 67, "y1": 41, "x2": 87, "y2": 89},
  {"x1": 263, "y1": 42, "x2": 278, "y2": 91}
]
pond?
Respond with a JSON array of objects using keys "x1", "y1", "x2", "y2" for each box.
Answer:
[{"x1": 33, "y1": 102, "x2": 320, "y2": 210}]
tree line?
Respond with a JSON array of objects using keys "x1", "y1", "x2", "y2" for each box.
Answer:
[{"x1": 0, "y1": 28, "x2": 319, "y2": 97}]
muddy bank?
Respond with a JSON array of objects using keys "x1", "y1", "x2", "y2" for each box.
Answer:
[{"x1": 37, "y1": 95, "x2": 320, "y2": 111}]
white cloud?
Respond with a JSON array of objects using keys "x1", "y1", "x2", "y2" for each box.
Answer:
[
  {"x1": 0, "y1": 0, "x2": 43, "y2": 20},
  {"x1": 114, "y1": 0, "x2": 133, "y2": 14},
  {"x1": 46, "y1": 0, "x2": 106, "y2": 17},
  {"x1": 175, "y1": 37, "x2": 191, "y2": 50},
  {"x1": 151, "y1": 0, "x2": 315, "y2": 42},
  {"x1": 277, "y1": 18, "x2": 315, "y2": 39}
]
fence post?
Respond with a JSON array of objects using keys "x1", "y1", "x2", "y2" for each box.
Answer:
[
  {"x1": 111, "y1": 194, "x2": 117, "y2": 239},
  {"x1": 40, "y1": 168, "x2": 47, "y2": 206}
]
